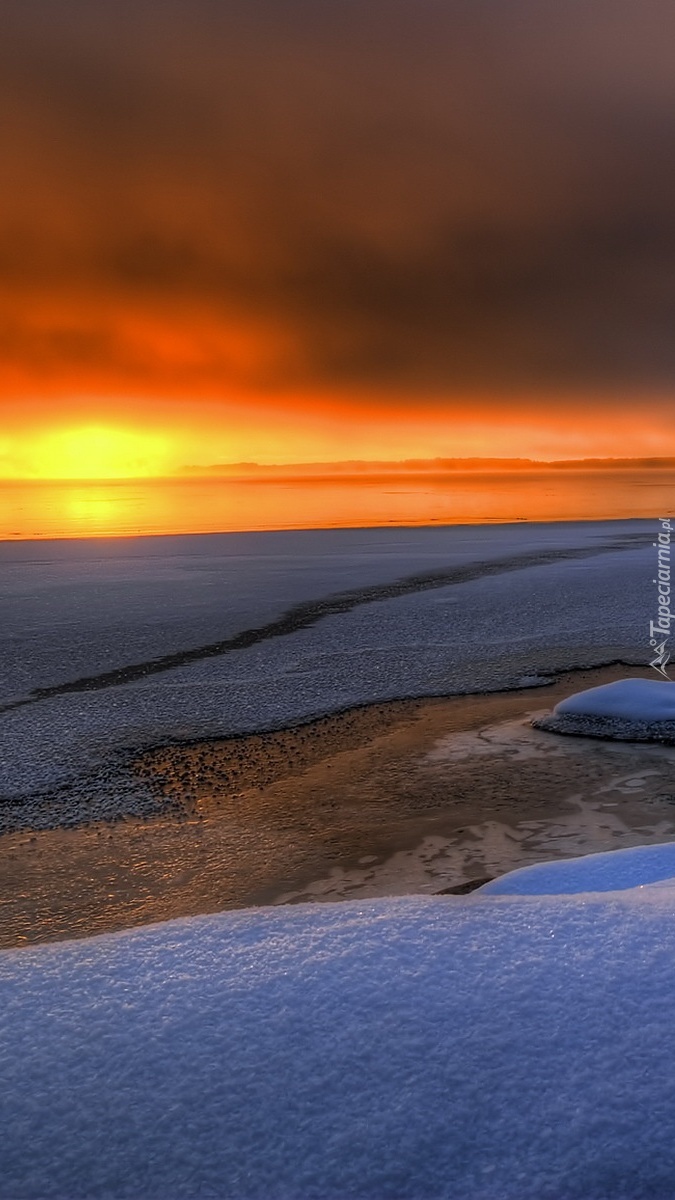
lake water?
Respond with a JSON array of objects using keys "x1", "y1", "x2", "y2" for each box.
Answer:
[{"x1": 2, "y1": 469, "x2": 675, "y2": 540}]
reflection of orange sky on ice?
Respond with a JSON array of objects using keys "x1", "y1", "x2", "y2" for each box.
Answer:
[
  {"x1": 3, "y1": 467, "x2": 674, "y2": 541},
  {"x1": 2, "y1": 392, "x2": 675, "y2": 480}
]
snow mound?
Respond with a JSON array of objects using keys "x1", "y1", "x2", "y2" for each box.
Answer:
[
  {"x1": 480, "y1": 841, "x2": 675, "y2": 895},
  {"x1": 534, "y1": 677, "x2": 675, "y2": 742},
  {"x1": 555, "y1": 679, "x2": 675, "y2": 721},
  {"x1": 6, "y1": 894, "x2": 675, "y2": 1198}
]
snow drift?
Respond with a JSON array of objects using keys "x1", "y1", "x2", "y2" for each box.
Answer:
[
  {"x1": 480, "y1": 840, "x2": 675, "y2": 895},
  {"x1": 5, "y1": 860, "x2": 675, "y2": 1199},
  {"x1": 534, "y1": 677, "x2": 675, "y2": 742}
]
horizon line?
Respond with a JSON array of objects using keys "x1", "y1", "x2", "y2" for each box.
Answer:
[{"x1": 3, "y1": 454, "x2": 675, "y2": 482}]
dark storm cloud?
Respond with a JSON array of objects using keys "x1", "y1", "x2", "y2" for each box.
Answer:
[{"x1": 2, "y1": 0, "x2": 675, "y2": 399}]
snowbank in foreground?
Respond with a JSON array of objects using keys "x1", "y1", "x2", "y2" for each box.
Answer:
[
  {"x1": 480, "y1": 841, "x2": 675, "y2": 895},
  {"x1": 5, "y1": 883, "x2": 675, "y2": 1199},
  {"x1": 534, "y1": 677, "x2": 675, "y2": 742}
]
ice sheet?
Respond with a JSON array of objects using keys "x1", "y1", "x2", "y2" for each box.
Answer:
[{"x1": 0, "y1": 521, "x2": 650, "y2": 799}]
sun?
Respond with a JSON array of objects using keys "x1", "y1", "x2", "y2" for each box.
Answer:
[{"x1": 31, "y1": 425, "x2": 171, "y2": 480}]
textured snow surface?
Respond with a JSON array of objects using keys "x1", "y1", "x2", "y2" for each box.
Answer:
[
  {"x1": 481, "y1": 841, "x2": 675, "y2": 894},
  {"x1": 4, "y1": 892, "x2": 675, "y2": 1200},
  {"x1": 0, "y1": 522, "x2": 651, "y2": 798},
  {"x1": 555, "y1": 679, "x2": 675, "y2": 721}
]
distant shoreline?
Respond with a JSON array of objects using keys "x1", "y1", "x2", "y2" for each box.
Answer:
[
  {"x1": 4, "y1": 456, "x2": 675, "y2": 485},
  {"x1": 176, "y1": 455, "x2": 675, "y2": 480}
]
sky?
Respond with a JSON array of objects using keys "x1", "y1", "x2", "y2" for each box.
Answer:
[{"x1": 2, "y1": 0, "x2": 675, "y2": 476}]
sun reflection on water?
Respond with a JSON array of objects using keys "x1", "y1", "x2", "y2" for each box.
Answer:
[{"x1": 0, "y1": 469, "x2": 672, "y2": 540}]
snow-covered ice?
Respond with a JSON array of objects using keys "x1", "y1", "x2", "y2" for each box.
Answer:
[
  {"x1": 535, "y1": 678, "x2": 675, "y2": 743},
  {"x1": 4, "y1": 879, "x2": 675, "y2": 1199},
  {"x1": 0, "y1": 521, "x2": 652, "y2": 809},
  {"x1": 481, "y1": 840, "x2": 675, "y2": 895}
]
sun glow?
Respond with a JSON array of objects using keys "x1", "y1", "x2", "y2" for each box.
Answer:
[{"x1": 30, "y1": 426, "x2": 171, "y2": 479}]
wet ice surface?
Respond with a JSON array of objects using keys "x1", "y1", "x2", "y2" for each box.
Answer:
[
  {"x1": 0, "y1": 520, "x2": 651, "y2": 806},
  {"x1": 275, "y1": 715, "x2": 675, "y2": 904}
]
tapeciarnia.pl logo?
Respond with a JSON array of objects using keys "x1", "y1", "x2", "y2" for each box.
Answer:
[{"x1": 650, "y1": 517, "x2": 673, "y2": 679}]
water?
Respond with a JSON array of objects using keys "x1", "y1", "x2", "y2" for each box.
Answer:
[{"x1": 2, "y1": 468, "x2": 674, "y2": 540}]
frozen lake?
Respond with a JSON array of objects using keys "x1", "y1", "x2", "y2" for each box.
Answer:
[{"x1": 0, "y1": 520, "x2": 654, "y2": 801}]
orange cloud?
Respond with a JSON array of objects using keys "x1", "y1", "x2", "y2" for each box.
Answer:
[{"x1": 3, "y1": 0, "x2": 675, "y2": 472}]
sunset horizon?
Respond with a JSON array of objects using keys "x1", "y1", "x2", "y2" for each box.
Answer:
[
  {"x1": 4, "y1": 7, "x2": 675, "y2": 1192},
  {"x1": 3, "y1": 404, "x2": 675, "y2": 482},
  {"x1": 5, "y1": 442, "x2": 675, "y2": 482},
  {"x1": 3, "y1": 1, "x2": 675, "y2": 500}
]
